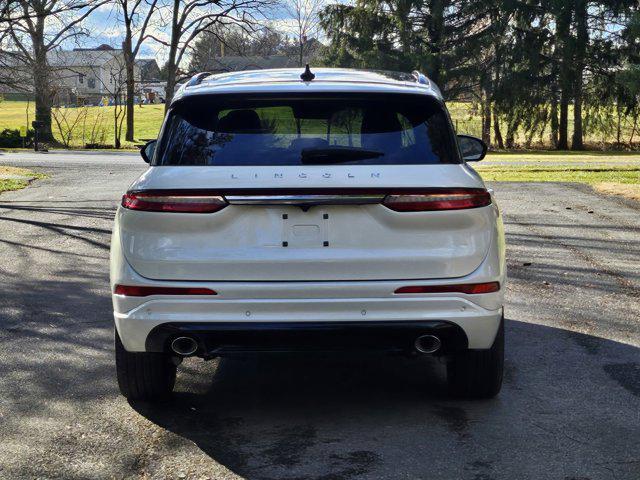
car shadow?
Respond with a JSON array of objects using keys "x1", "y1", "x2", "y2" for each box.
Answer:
[{"x1": 131, "y1": 319, "x2": 640, "y2": 480}]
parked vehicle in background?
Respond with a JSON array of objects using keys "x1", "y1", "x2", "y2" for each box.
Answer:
[{"x1": 110, "y1": 67, "x2": 506, "y2": 401}]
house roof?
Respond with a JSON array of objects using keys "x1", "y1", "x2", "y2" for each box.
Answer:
[
  {"x1": 48, "y1": 49, "x2": 122, "y2": 68},
  {"x1": 208, "y1": 55, "x2": 299, "y2": 73}
]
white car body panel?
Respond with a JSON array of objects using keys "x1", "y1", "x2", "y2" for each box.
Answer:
[
  {"x1": 110, "y1": 67, "x2": 506, "y2": 354},
  {"x1": 111, "y1": 216, "x2": 505, "y2": 351},
  {"x1": 120, "y1": 165, "x2": 494, "y2": 282}
]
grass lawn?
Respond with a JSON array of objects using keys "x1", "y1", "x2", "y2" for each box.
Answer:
[
  {"x1": 0, "y1": 166, "x2": 46, "y2": 193},
  {"x1": 0, "y1": 101, "x2": 164, "y2": 148},
  {"x1": 476, "y1": 161, "x2": 640, "y2": 201},
  {"x1": 1, "y1": 99, "x2": 639, "y2": 148}
]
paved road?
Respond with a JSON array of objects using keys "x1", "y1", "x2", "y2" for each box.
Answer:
[{"x1": 0, "y1": 151, "x2": 639, "y2": 480}]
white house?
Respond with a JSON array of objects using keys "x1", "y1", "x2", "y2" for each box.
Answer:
[
  {"x1": 0, "y1": 44, "x2": 148, "y2": 105},
  {"x1": 48, "y1": 45, "x2": 140, "y2": 104}
]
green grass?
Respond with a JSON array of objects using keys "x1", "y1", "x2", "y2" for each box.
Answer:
[
  {"x1": 0, "y1": 101, "x2": 164, "y2": 148},
  {"x1": 0, "y1": 166, "x2": 46, "y2": 193},
  {"x1": 1, "y1": 99, "x2": 639, "y2": 150},
  {"x1": 485, "y1": 152, "x2": 640, "y2": 161},
  {"x1": 476, "y1": 159, "x2": 640, "y2": 201},
  {"x1": 476, "y1": 164, "x2": 640, "y2": 183},
  {"x1": 0, "y1": 177, "x2": 30, "y2": 192}
]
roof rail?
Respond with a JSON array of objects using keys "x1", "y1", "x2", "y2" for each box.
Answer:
[
  {"x1": 186, "y1": 72, "x2": 212, "y2": 88},
  {"x1": 411, "y1": 71, "x2": 430, "y2": 87}
]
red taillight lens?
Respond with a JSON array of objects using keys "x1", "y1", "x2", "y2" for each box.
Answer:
[
  {"x1": 114, "y1": 285, "x2": 217, "y2": 296},
  {"x1": 122, "y1": 191, "x2": 227, "y2": 213},
  {"x1": 394, "y1": 282, "x2": 500, "y2": 295},
  {"x1": 383, "y1": 189, "x2": 491, "y2": 211}
]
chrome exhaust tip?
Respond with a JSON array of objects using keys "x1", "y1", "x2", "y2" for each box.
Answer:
[
  {"x1": 171, "y1": 336, "x2": 198, "y2": 356},
  {"x1": 414, "y1": 335, "x2": 441, "y2": 354}
]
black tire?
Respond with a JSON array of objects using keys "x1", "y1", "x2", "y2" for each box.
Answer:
[
  {"x1": 447, "y1": 317, "x2": 504, "y2": 399},
  {"x1": 115, "y1": 330, "x2": 176, "y2": 401}
]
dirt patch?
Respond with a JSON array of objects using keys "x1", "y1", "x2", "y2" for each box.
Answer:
[{"x1": 592, "y1": 182, "x2": 640, "y2": 202}]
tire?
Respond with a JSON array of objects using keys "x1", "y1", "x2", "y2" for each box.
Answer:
[
  {"x1": 115, "y1": 330, "x2": 176, "y2": 401},
  {"x1": 447, "y1": 317, "x2": 504, "y2": 399}
]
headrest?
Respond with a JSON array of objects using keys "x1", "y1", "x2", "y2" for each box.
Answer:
[
  {"x1": 217, "y1": 109, "x2": 262, "y2": 133},
  {"x1": 360, "y1": 110, "x2": 403, "y2": 151}
]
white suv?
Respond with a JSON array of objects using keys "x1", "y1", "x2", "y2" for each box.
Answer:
[{"x1": 111, "y1": 67, "x2": 506, "y2": 401}]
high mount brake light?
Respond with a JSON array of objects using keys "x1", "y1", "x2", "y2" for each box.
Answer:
[
  {"x1": 383, "y1": 189, "x2": 491, "y2": 211},
  {"x1": 394, "y1": 282, "x2": 500, "y2": 295},
  {"x1": 122, "y1": 192, "x2": 227, "y2": 213},
  {"x1": 114, "y1": 285, "x2": 217, "y2": 297}
]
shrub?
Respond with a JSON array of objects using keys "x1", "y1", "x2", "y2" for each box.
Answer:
[
  {"x1": 0, "y1": 128, "x2": 34, "y2": 148},
  {"x1": 84, "y1": 143, "x2": 115, "y2": 149}
]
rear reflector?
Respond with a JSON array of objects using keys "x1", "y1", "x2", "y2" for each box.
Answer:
[
  {"x1": 383, "y1": 189, "x2": 491, "y2": 211},
  {"x1": 114, "y1": 285, "x2": 217, "y2": 296},
  {"x1": 395, "y1": 282, "x2": 500, "y2": 295},
  {"x1": 122, "y1": 191, "x2": 227, "y2": 213}
]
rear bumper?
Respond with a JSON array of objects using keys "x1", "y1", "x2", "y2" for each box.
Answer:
[
  {"x1": 145, "y1": 320, "x2": 469, "y2": 357},
  {"x1": 114, "y1": 293, "x2": 503, "y2": 352},
  {"x1": 111, "y1": 215, "x2": 506, "y2": 352}
]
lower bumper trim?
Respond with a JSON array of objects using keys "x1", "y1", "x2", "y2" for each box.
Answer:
[{"x1": 145, "y1": 321, "x2": 469, "y2": 357}]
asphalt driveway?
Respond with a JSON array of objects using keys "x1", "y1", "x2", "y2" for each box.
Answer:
[{"x1": 0, "y1": 151, "x2": 638, "y2": 479}]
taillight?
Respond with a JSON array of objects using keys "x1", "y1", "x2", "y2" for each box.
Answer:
[
  {"x1": 114, "y1": 285, "x2": 217, "y2": 296},
  {"x1": 383, "y1": 189, "x2": 491, "y2": 211},
  {"x1": 395, "y1": 282, "x2": 500, "y2": 295},
  {"x1": 122, "y1": 191, "x2": 227, "y2": 213}
]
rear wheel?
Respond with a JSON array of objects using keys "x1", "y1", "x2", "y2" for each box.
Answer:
[
  {"x1": 447, "y1": 317, "x2": 504, "y2": 399},
  {"x1": 115, "y1": 330, "x2": 176, "y2": 401}
]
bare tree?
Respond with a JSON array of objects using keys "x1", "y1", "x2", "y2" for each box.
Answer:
[
  {"x1": 100, "y1": 55, "x2": 128, "y2": 148},
  {"x1": 51, "y1": 102, "x2": 88, "y2": 147},
  {"x1": 188, "y1": 24, "x2": 284, "y2": 72},
  {"x1": 1, "y1": 0, "x2": 108, "y2": 143},
  {"x1": 152, "y1": 0, "x2": 274, "y2": 110},
  {"x1": 118, "y1": 0, "x2": 160, "y2": 142},
  {"x1": 284, "y1": 0, "x2": 324, "y2": 67}
]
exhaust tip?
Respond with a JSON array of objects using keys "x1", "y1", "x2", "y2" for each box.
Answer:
[
  {"x1": 171, "y1": 336, "x2": 198, "y2": 356},
  {"x1": 414, "y1": 335, "x2": 441, "y2": 354}
]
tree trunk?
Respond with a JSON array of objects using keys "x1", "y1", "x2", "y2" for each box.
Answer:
[
  {"x1": 123, "y1": 29, "x2": 135, "y2": 142},
  {"x1": 559, "y1": 91, "x2": 569, "y2": 150},
  {"x1": 115, "y1": 110, "x2": 121, "y2": 149},
  {"x1": 32, "y1": 23, "x2": 54, "y2": 143},
  {"x1": 164, "y1": 0, "x2": 180, "y2": 111},
  {"x1": 629, "y1": 114, "x2": 638, "y2": 145},
  {"x1": 550, "y1": 93, "x2": 559, "y2": 148},
  {"x1": 299, "y1": 40, "x2": 304, "y2": 67},
  {"x1": 506, "y1": 122, "x2": 517, "y2": 149},
  {"x1": 164, "y1": 59, "x2": 177, "y2": 112},
  {"x1": 493, "y1": 108, "x2": 504, "y2": 149},
  {"x1": 571, "y1": 0, "x2": 587, "y2": 150},
  {"x1": 556, "y1": 5, "x2": 572, "y2": 150},
  {"x1": 33, "y1": 61, "x2": 54, "y2": 142},
  {"x1": 481, "y1": 89, "x2": 491, "y2": 147},
  {"x1": 427, "y1": 0, "x2": 444, "y2": 86}
]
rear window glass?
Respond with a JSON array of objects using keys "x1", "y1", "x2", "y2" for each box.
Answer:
[{"x1": 154, "y1": 94, "x2": 460, "y2": 166}]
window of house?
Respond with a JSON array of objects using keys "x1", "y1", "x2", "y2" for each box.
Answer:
[
  {"x1": 88, "y1": 78, "x2": 96, "y2": 89},
  {"x1": 78, "y1": 74, "x2": 84, "y2": 84}
]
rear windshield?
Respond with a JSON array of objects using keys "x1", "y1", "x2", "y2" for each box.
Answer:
[{"x1": 154, "y1": 94, "x2": 460, "y2": 166}]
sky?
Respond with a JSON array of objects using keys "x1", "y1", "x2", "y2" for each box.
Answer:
[{"x1": 80, "y1": 2, "x2": 323, "y2": 66}]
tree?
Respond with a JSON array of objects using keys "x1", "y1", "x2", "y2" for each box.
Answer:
[
  {"x1": 320, "y1": 0, "x2": 639, "y2": 150},
  {"x1": 118, "y1": 0, "x2": 160, "y2": 142},
  {"x1": 152, "y1": 0, "x2": 274, "y2": 110},
  {"x1": 188, "y1": 24, "x2": 284, "y2": 73},
  {"x1": 1, "y1": 0, "x2": 107, "y2": 143},
  {"x1": 285, "y1": 0, "x2": 324, "y2": 66}
]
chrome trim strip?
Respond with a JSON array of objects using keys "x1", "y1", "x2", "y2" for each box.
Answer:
[{"x1": 226, "y1": 194, "x2": 385, "y2": 205}]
